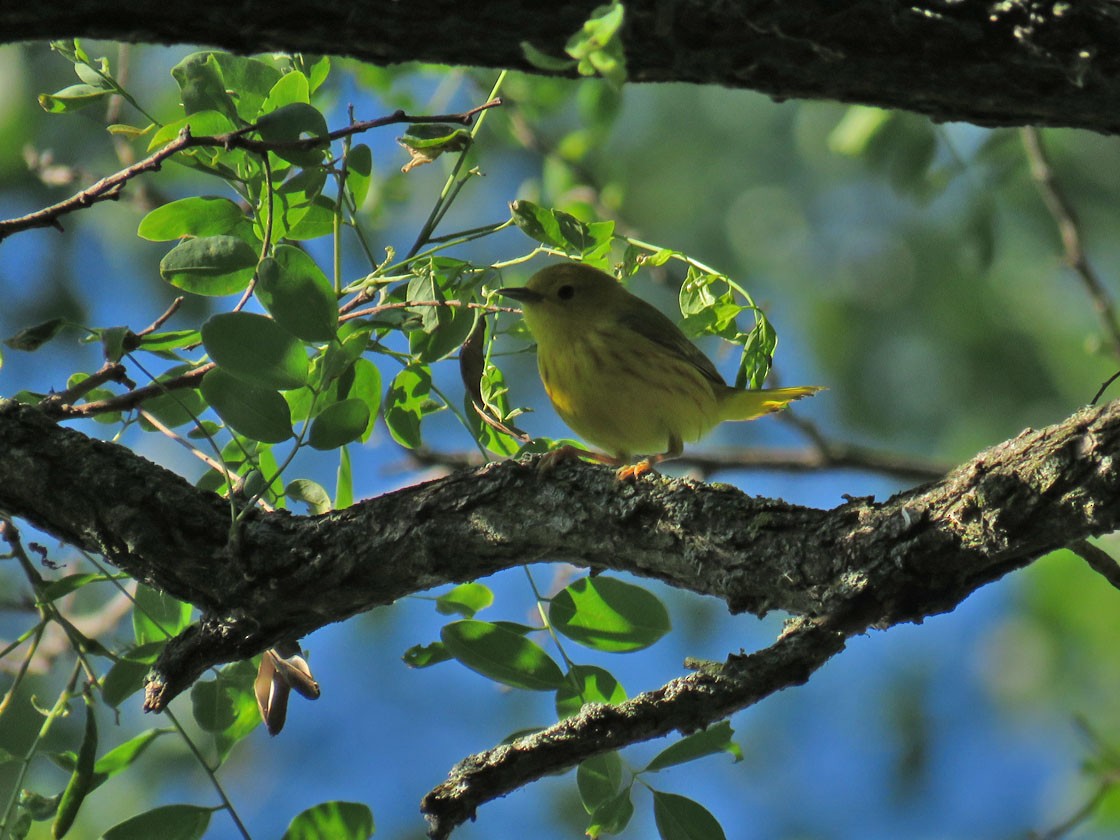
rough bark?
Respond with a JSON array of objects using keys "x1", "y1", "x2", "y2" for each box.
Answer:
[
  {"x1": 4, "y1": 1, "x2": 1120, "y2": 134},
  {"x1": 3, "y1": 396, "x2": 1118, "y2": 712}
]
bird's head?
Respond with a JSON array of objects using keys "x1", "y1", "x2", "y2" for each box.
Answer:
[{"x1": 498, "y1": 263, "x2": 625, "y2": 340}]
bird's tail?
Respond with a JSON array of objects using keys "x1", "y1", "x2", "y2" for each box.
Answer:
[{"x1": 718, "y1": 385, "x2": 824, "y2": 422}]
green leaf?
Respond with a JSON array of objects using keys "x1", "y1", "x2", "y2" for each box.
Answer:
[
  {"x1": 549, "y1": 576, "x2": 670, "y2": 652},
  {"x1": 285, "y1": 479, "x2": 332, "y2": 514},
  {"x1": 508, "y1": 200, "x2": 614, "y2": 263},
  {"x1": 441, "y1": 620, "x2": 565, "y2": 691},
  {"x1": 435, "y1": 583, "x2": 494, "y2": 618},
  {"x1": 138, "y1": 197, "x2": 244, "y2": 241},
  {"x1": 345, "y1": 144, "x2": 373, "y2": 207},
  {"x1": 39, "y1": 573, "x2": 121, "y2": 603},
  {"x1": 736, "y1": 312, "x2": 776, "y2": 390},
  {"x1": 284, "y1": 196, "x2": 337, "y2": 240},
  {"x1": 172, "y1": 52, "x2": 237, "y2": 117},
  {"x1": 209, "y1": 53, "x2": 282, "y2": 122},
  {"x1": 578, "y1": 751, "x2": 623, "y2": 812},
  {"x1": 335, "y1": 444, "x2": 353, "y2": 509},
  {"x1": 556, "y1": 665, "x2": 626, "y2": 718},
  {"x1": 396, "y1": 124, "x2": 471, "y2": 172},
  {"x1": 565, "y1": 1, "x2": 628, "y2": 88},
  {"x1": 138, "y1": 384, "x2": 207, "y2": 431},
  {"x1": 645, "y1": 721, "x2": 742, "y2": 772},
  {"x1": 402, "y1": 642, "x2": 452, "y2": 668},
  {"x1": 307, "y1": 398, "x2": 371, "y2": 450},
  {"x1": 281, "y1": 801, "x2": 374, "y2": 840},
  {"x1": 101, "y1": 643, "x2": 165, "y2": 708},
  {"x1": 270, "y1": 167, "x2": 327, "y2": 240},
  {"x1": 94, "y1": 728, "x2": 166, "y2": 778},
  {"x1": 202, "y1": 311, "x2": 309, "y2": 390},
  {"x1": 147, "y1": 110, "x2": 235, "y2": 151},
  {"x1": 160, "y1": 235, "x2": 258, "y2": 296},
  {"x1": 828, "y1": 105, "x2": 892, "y2": 156},
  {"x1": 521, "y1": 41, "x2": 578, "y2": 72},
  {"x1": 38, "y1": 83, "x2": 110, "y2": 113},
  {"x1": 383, "y1": 364, "x2": 432, "y2": 449},
  {"x1": 651, "y1": 791, "x2": 726, "y2": 840},
  {"x1": 190, "y1": 660, "x2": 260, "y2": 760},
  {"x1": 262, "y1": 70, "x2": 310, "y2": 113},
  {"x1": 587, "y1": 787, "x2": 634, "y2": 838},
  {"x1": 257, "y1": 245, "x2": 338, "y2": 341},
  {"x1": 101, "y1": 804, "x2": 212, "y2": 840},
  {"x1": 133, "y1": 584, "x2": 192, "y2": 645},
  {"x1": 201, "y1": 368, "x2": 293, "y2": 444},
  {"x1": 4, "y1": 318, "x2": 66, "y2": 351},
  {"x1": 255, "y1": 102, "x2": 329, "y2": 166}
]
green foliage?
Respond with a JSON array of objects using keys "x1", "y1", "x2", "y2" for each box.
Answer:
[
  {"x1": 281, "y1": 801, "x2": 374, "y2": 840},
  {"x1": 6, "y1": 36, "x2": 1039, "y2": 840}
]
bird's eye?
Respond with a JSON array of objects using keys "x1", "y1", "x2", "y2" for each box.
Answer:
[{"x1": 557, "y1": 285, "x2": 575, "y2": 300}]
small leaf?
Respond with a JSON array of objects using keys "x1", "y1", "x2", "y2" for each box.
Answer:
[
  {"x1": 39, "y1": 573, "x2": 121, "y2": 603},
  {"x1": 133, "y1": 584, "x2": 192, "y2": 645},
  {"x1": 441, "y1": 620, "x2": 565, "y2": 691},
  {"x1": 578, "y1": 751, "x2": 623, "y2": 812},
  {"x1": 345, "y1": 144, "x2": 373, "y2": 207},
  {"x1": 148, "y1": 109, "x2": 235, "y2": 151},
  {"x1": 307, "y1": 398, "x2": 371, "y2": 450},
  {"x1": 556, "y1": 664, "x2": 626, "y2": 719},
  {"x1": 285, "y1": 479, "x2": 332, "y2": 515},
  {"x1": 138, "y1": 196, "x2": 244, "y2": 241},
  {"x1": 402, "y1": 642, "x2": 452, "y2": 668},
  {"x1": 94, "y1": 729, "x2": 166, "y2": 778},
  {"x1": 435, "y1": 583, "x2": 494, "y2": 618},
  {"x1": 201, "y1": 368, "x2": 294, "y2": 443},
  {"x1": 190, "y1": 660, "x2": 260, "y2": 760},
  {"x1": 101, "y1": 804, "x2": 212, "y2": 840},
  {"x1": 281, "y1": 801, "x2": 374, "y2": 840},
  {"x1": 396, "y1": 124, "x2": 471, "y2": 172},
  {"x1": 521, "y1": 41, "x2": 578, "y2": 72},
  {"x1": 38, "y1": 83, "x2": 110, "y2": 113},
  {"x1": 4, "y1": 318, "x2": 66, "y2": 351},
  {"x1": 383, "y1": 364, "x2": 432, "y2": 449},
  {"x1": 549, "y1": 576, "x2": 671, "y2": 652},
  {"x1": 651, "y1": 791, "x2": 726, "y2": 840},
  {"x1": 257, "y1": 245, "x2": 338, "y2": 342},
  {"x1": 160, "y1": 235, "x2": 258, "y2": 296},
  {"x1": 255, "y1": 102, "x2": 329, "y2": 166},
  {"x1": 645, "y1": 721, "x2": 743, "y2": 772},
  {"x1": 587, "y1": 787, "x2": 634, "y2": 838},
  {"x1": 201, "y1": 311, "x2": 309, "y2": 390}
]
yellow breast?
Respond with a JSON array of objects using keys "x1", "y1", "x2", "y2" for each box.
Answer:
[{"x1": 536, "y1": 327, "x2": 721, "y2": 460}]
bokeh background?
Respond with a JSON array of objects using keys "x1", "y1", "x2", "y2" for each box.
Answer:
[{"x1": 1, "y1": 40, "x2": 1120, "y2": 839}]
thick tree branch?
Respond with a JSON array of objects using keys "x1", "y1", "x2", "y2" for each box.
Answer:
[
  {"x1": 1, "y1": 397, "x2": 1118, "y2": 711},
  {"x1": 5, "y1": 1, "x2": 1120, "y2": 134}
]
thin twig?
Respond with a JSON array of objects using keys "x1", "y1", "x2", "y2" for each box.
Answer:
[
  {"x1": 0, "y1": 99, "x2": 503, "y2": 243},
  {"x1": 1070, "y1": 539, "x2": 1120, "y2": 591},
  {"x1": 1021, "y1": 127, "x2": 1120, "y2": 359},
  {"x1": 137, "y1": 297, "x2": 185, "y2": 336},
  {"x1": 42, "y1": 363, "x2": 213, "y2": 420}
]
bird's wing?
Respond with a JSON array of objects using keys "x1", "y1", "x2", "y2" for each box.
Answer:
[{"x1": 617, "y1": 300, "x2": 726, "y2": 387}]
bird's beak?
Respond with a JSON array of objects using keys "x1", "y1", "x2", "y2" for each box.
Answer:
[{"x1": 497, "y1": 286, "x2": 544, "y2": 304}]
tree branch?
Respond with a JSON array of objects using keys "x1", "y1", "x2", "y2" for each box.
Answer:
[
  {"x1": 422, "y1": 618, "x2": 847, "y2": 839},
  {"x1": 6, "y1": 1, "x2": 1120, "y2": 133},
  {"x1": 2, "y1": 397, "x2": 1118, "y2": 712}
]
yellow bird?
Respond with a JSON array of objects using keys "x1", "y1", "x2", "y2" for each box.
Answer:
[{"x1": 499, "y1": 263, "x2": 823, "y2": 479}]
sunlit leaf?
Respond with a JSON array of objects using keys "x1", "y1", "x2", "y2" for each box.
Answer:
[
  {"x1": 281, "y1": 801, "x2": 374, "y2": 840},
  {"x1": 549, "y1": 576, "x2": 670, "y2": 652},
  {"x1": 201, "y1": 312, "x2": 309, "y2": 390},
  {"x1": 441, "y1": 620, "x2": 564, "y2": 691}
]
